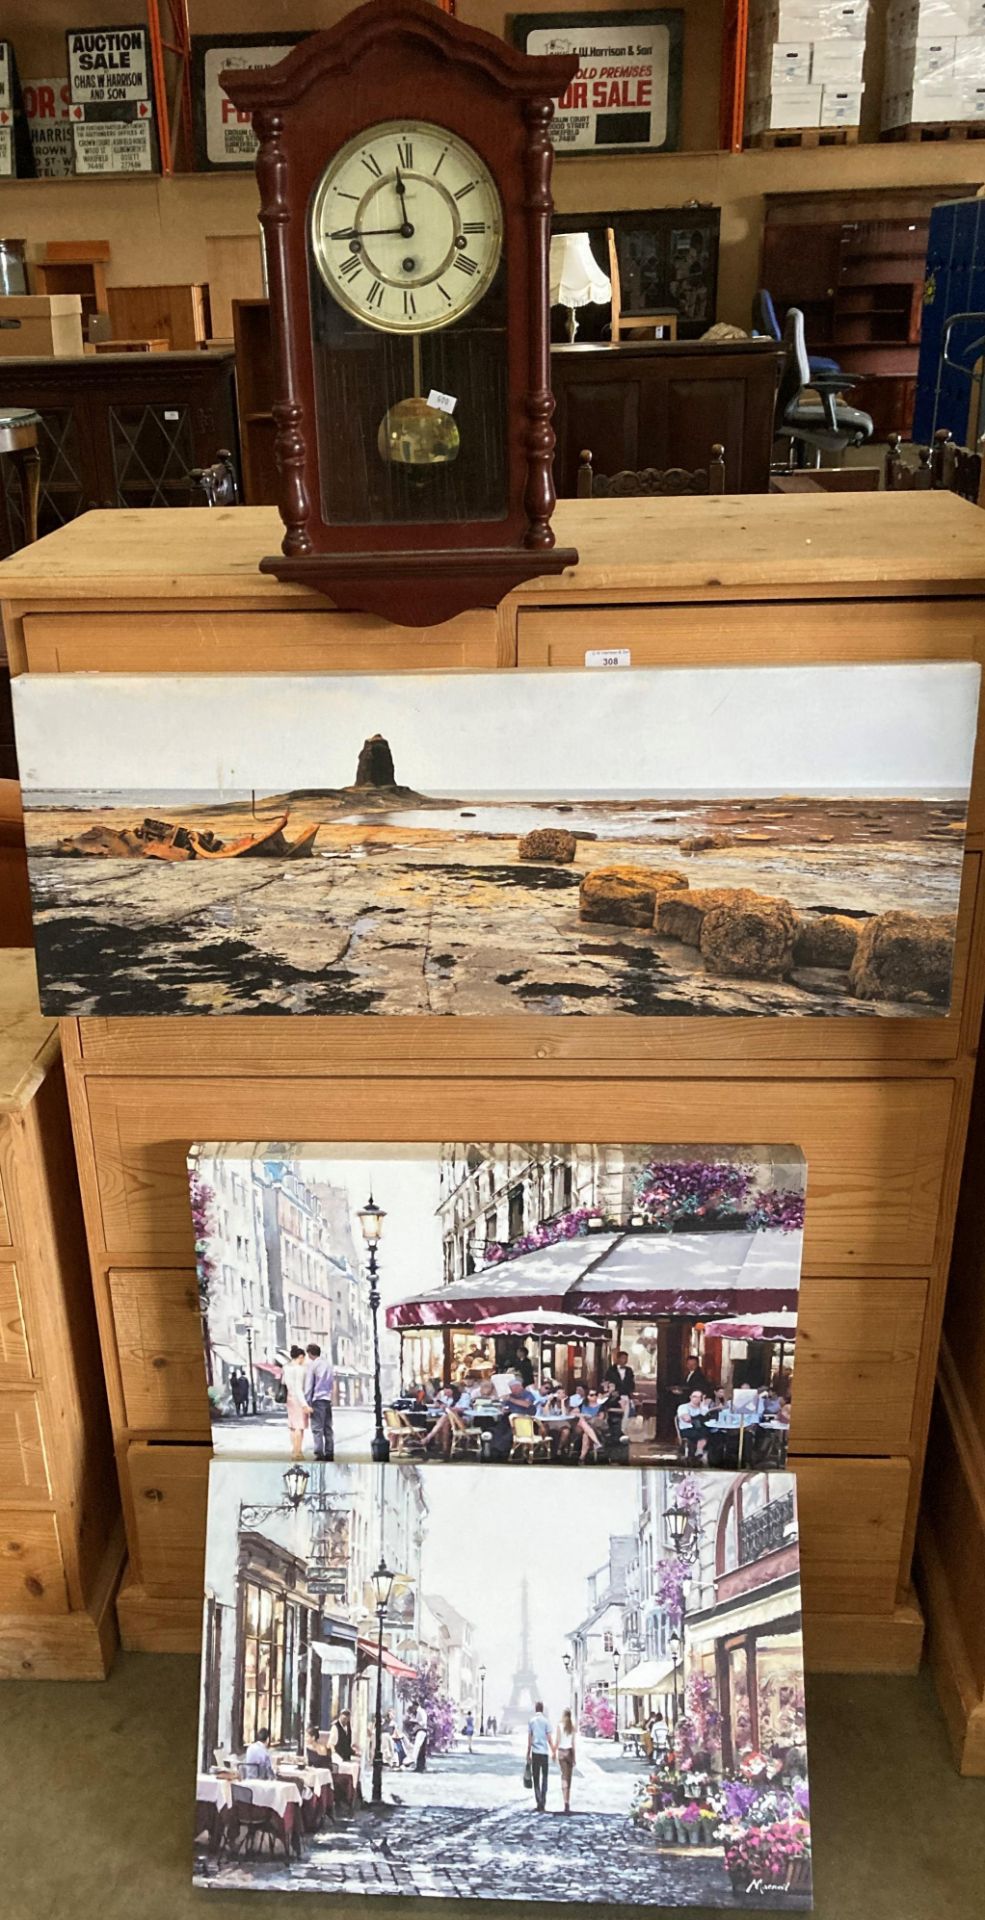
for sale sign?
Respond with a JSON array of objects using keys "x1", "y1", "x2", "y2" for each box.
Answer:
[
  {"x1": 67, "y1": 25, "x2": 150, "y2": 105},
  {"x1": 513, "y1": 9, "x2": 683, "y2": 153},
  {"x1": 191, "y1": 35, "x2": 304, "y2": 169},
  {"x1": 24, "y1": 77, "x2": 74, "y2": 177}
]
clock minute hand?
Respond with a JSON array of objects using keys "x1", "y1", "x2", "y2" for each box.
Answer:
[{"x1": 330, "y1": 224, "x2": 415, "y2": 239}]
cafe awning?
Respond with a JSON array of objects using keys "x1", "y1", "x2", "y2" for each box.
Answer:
[
  {"x1": 356, "y1": 1639, "x2": 419, "y2": 1680},
  {"x1": 387, "y1": 1227, "x2": 800, "y2": 1329},
  {"x1": 386, "y1": 1234, "x2": 621, "y2": 1328},
  {"x1": 616, "y1": 1656, "x2": 677, "y2": 1695}
]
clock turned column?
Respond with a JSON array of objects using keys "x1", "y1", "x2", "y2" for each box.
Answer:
[
  {"x1": 255, "y1": 106, "x2": 312, "y2": 558},
  {"x1": 522, "y1": 94, "x2": 561, "y2": 556}
]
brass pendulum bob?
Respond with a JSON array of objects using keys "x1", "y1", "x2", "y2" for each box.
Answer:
[{"x1": 377, "y1": 334, "x2": 460, "y2": 469}]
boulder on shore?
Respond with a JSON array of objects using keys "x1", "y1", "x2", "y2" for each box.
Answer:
[
  {"x1": 792, "y1": 912, "x2": 860, "y2": 970},
  {"x1": 679, "y1": 830, "x2": 732, "y2": 855},
  {"x1": 579, "y1": 865, "x2": 687, "y2": 928},
  {"x1": 518, "y1": 827, "x2": 578, "y2": 864},
  {"x1": 657, "y1": 886, "x2": 769, "y2": 948},
  {"x1": 849, "y1": 910, "x2": 954, "y2": 1005},
  {"x1": 700, "y1": 895, "x2": 797, "y2": 980}
]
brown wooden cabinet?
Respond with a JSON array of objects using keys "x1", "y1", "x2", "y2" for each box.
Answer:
[
  {"x1": 0, "y1": 951, "x2": 121, "y2": 1676},
  {"x1": 3, "y1": 492, "x2": 984, "y2": 1674},
  {"x1": 0, "y1": 348, "x2": 238, "y2": 555},
  {"x1": 762, "y1": 187, "x2": 979, "y2": 440},
  {"x1": 549, "y1": 339, "x2": 780, "y2": 496}
]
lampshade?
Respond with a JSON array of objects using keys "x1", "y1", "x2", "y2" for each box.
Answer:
[
  {"x1": 358, "y1": 1192, "x2": 387, "y2": 1247},
  {"x1": 549, "y1": 232, "x2": 611, "y2": 311},
  {"x1": 371, "y1": 1557, "x2": 395, "y2": 1611},
  {"x1": 282, "y1": 1462, "x2": 310, "y2": 1510}
]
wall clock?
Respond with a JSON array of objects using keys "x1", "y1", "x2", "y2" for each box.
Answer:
[{"x1": 223, "y1": 0, "x2": 579, "y2": 626}]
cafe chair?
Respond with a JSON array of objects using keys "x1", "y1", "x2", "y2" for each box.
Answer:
[
  {"x1": 229, "y1": 1783, "x2": 289, "y2": 1860},
  {"x1": 578, "y1": 442, "x2": 726, "y2": 499},
  {"x1": 509, "y1": 1413, "x2": 551, "y2": 1462},
  {"x1": 383, "y1": 1407, "x2": 427, "y2": 1456},
  {"x1": 448, "y1": 1408, "x2": 482, "y2": 1458},
  {"x1": 775, "y1": 307, "x2": 873, "y2": 468}
]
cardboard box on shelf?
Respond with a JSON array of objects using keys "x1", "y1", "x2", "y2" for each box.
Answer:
[
  {"x1": 821, "y1": 81, "x2": 865, "y2": 120},
  {"x1": 747, "y1": 82, "x2": 825, "y2": 129},
  {"x1": 810, "y1": 39, "x2": 868, "y2": 81},
  {"x1": 0, "y1": 292, "x2": 83, "y2": 356}
]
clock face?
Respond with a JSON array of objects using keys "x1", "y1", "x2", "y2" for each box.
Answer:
[{"x1": 310, "y1": 119, "x2": 503, "y2": 334}]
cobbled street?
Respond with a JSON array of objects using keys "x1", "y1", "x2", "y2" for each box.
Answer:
[{"x1": 195, "y1": 1735, "x2": 805, "y2": 1906}]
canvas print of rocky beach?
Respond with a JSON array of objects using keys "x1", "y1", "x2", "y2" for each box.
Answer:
[{"x1": 12, "y1": 662, "x2": 979, "y2": 1018}]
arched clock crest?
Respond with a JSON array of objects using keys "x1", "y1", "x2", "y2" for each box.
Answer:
[{"x1": 223, "y1": 0, "x2": 579, "y2": 626}]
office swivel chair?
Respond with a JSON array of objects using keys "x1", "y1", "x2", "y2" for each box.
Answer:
[
  {"x1": 774, "y1": 307, "x2": 874, "y2": 468},
  {"x1": 753, "y1": 289, "x2": 842, "y2": 378}
]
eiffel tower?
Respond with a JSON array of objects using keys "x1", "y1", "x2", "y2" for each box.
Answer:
[{"x1": 501, "y1": 1575, "x2": 541, "y2": 1732}]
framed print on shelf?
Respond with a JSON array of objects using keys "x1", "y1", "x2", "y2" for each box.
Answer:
[
  {"x1": 512, "y1": 9, "x2": 685, "y2": 155},
  {"x1": 190, "y1": 35, "x2": 306, "y2": 171}
]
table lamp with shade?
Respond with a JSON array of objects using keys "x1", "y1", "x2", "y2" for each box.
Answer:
[{"x1": 549, "y1": 231, "x2": 611, "y2": 340}]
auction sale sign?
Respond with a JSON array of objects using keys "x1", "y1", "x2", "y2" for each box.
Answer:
[
  {"x1": 513, "y1": 9, "x2": 683, "y2": 153},
  {"x1": 191, "y1": 35, "x2": 304, "y2": 170},
  {"x1": 66, "y1": 25, "x2": 150, "y2": 105}
]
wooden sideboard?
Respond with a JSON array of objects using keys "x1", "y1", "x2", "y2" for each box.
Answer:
[
  {"x1": 1, "y1": 492, "x2": 983, "y2": 1670},
  {"x1": 0, "y1": 348, "x2": 239, "y2": 556},
  {"x1": 549, "y1": 340, "x2": 781, "y2": 497},
  {"x1": 229, "y1": 298, "x2": 779, "y2": 506},
  {"x1": 0, "y1": 950, "x2": 121, "y2": 1676}
]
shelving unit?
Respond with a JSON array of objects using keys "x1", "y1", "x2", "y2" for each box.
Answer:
[{"x1": 762, "y1": 186, "x2": 974, "y2": 438}]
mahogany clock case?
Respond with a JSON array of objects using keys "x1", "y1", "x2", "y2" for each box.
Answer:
[{"x1": 222, "y1": 1, "x2": 580, "y2": 624}]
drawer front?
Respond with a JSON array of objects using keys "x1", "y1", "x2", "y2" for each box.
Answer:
[
  {"x1": 85, "y1": 1073, "x2": 953, "y2": 1271},
  {"x1": 515, "y1": 600, "x2": 985, "y2": 839},
  {"x1": 21, "y1": 608, "x2": 502, "y2": 674},
  {"x1": 122, "y1": 1441, "x2": 906, "y2": 1617},
  {"x1": 0, "y1": 1261, "x2": 32, "y2": 1381},
  {"x1": 0, "y1": 1509, "x2": 69, "y2": 1613},
  {"x1": 795, "y1": 1457, "x2": 910, "y2": 1615},
  {"x1": 126, "y1": 1441, "x2": 209, "y2": 1595},
  {"x1": 110, "y1": 1268, "x2": 209, "y2": 1434},
  {"x1": 792, "y1": 1276, "x2": 926, "y2": 1453},
  {"x1": 108, "y1": 1266, "x2": 925, "y2": 1457},
  {"x1": 0, "y1": 1390, "x2": 50, "y2": 1499}
]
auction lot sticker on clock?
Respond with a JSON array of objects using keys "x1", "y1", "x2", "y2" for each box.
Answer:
[
  {"x1": 67, "y1": 26, "x2": 150, "y2": 106},
  {"x1": 513, "y1": 9, "x2": 683, "y2": 153}
]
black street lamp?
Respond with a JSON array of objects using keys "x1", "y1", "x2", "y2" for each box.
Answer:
[
  {"x1": 669, "y1": 1627, "x2": 683, "y2": 1732},
  {"x1": 370, "y1": 1557, "x2": 395, "y2": 1805},
  {"x1": 479, "y1": 1663, "x2": 486, "y2": 1735},
  {"x1": 358, "y1": 1192, "x2": 390, "y2": 1463},
  {"x1": 240, "y1": 1310, "x2": 257, "y2": 1415},
  {"x1": 612, "y1": 1647, "x2": 621, "y2": 1743}
]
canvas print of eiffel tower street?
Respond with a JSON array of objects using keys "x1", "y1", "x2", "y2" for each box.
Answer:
[
  {"x1": 190, "y1": 1141, "x2": 805, "y2": 1470},
  {"x1": 194, "y1": 1457, "x2": 811, "y2": 1906}
]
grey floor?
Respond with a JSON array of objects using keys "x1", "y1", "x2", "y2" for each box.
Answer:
[{"x1": 1, "y1": 1656, "x2": 983, "y2": 1919}]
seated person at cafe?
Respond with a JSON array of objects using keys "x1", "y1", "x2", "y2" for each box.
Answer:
[
  {"x1": 243, "y1": 1726, "x2": 275, "y2": 1779},
  {"x1": 574, "y1": 1387, "x2": 612, "y2": 1461},
  {"x1": 425, "y1": 1374, "x2": 480, "y2": 1458},
  {"x1": 306, "y1": 1723, "x2": 331, "y2": 1764},
  {"x1": 676, "y1": 1390, "x2": 710, "y2": 1462}
]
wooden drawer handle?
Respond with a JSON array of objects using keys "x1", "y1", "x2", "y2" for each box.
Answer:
[{"x1": 143, "y1": 1487, "x2": 164, "y2": 1502}]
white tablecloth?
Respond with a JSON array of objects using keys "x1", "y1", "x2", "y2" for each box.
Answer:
[
  {"x1": 241, "y1": 1779, "x2": 302, "y2": 1817},
  {"x1": 197, "y1": 1776, "x2": 233, "y2": 1810}
]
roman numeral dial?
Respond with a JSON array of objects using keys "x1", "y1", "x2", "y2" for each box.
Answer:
[{"x1": 310, "y1": 119, "x2": 503, "y2": 334}]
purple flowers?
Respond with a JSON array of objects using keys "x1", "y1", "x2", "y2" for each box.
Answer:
[{"x1": 634, "y1": 1158, "x2": 805, "y2": 1235}]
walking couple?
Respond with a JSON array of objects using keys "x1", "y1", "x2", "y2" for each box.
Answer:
[
  {"x1": 526, "y1": 1702, "x2": 576, "y2": 1813},
  {"x1": 280, "y1": 1343, "x2": 335, "y2": 1459}
]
